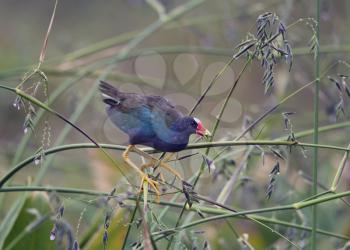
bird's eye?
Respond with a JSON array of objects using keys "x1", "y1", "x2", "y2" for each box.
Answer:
[{"x1": 191, "y1": 120, "x2": 197, "y2": 128}]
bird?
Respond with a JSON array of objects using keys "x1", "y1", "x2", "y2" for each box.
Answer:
[{"x1": 99, "y1": 81, "x2": 210, "y2": 198}]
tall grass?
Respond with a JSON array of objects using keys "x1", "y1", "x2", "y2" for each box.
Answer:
[
  {"x1": 1, "y1": 1, "x2": 350, "y2": 250},
  {"x1": 311, "y1": 0, "x2": 321, "y2": 249}
]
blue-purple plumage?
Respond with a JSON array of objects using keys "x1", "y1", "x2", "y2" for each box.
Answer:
[{"x1": 99, "y1": 81, "x2": 206, "y2": 152}]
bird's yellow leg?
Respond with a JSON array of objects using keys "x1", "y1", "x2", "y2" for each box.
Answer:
[
  {"x1": 122, "y1": 145, "x2": 160, "y2": 200},
  {"x1": 140, "y1": 161, "x2": 155, "y2": 172},
  {"x1": 162, "y1": 153, "x2": 175, "y2": 163},
  {"x1": 158, "y1": 153, "x2": 185, "y2": 181},
  {"x1": 141, "y1": 162, "x2": 166, "y2": 184},
  {"x1": 157, "y1": 160, "x2": 183, "y2": 181},
  {"x1": 132, "y1": 147, "x2": 183, "y2": 181}
]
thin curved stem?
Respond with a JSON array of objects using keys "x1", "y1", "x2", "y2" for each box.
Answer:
[
  {"x1": 0, "y1": 185, "x2": 349, "y2": 241},
  {"x1": 0, "y1": 85, "x2": 130, "y2": 185},
  {"x1": 2, "y1": 138, "x2": 350, "y2": 188},
  {"x1": 151, "y1": 190, "x2": 350, "y2": 241}
]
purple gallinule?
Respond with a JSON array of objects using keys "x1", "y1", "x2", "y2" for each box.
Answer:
[{"x1": 99, "y1": 81, "x2": 210, "y2": 197}]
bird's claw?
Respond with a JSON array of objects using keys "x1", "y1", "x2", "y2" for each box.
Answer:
[{"x1": 139, "y1": 173, "x2": 160, "y2": 202}]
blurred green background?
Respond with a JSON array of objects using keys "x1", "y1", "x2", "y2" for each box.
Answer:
[{"x1": 0, "y1": 0, "x2": 350, "y2": 249}]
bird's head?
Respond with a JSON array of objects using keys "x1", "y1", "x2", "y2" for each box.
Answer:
[
  {"x1": 178, "y1": 117, "x2": 211, "y2": 138},
  {"x1": 193, "y1": 117, "x2": 211, "y2": 138}
]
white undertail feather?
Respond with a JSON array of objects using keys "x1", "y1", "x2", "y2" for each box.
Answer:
[{"x1": 102, "y1": 93, "x2": 113, "y2": 99}]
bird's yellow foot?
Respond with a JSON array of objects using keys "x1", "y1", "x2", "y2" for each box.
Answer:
[
  {"x1": 141, "y1": 158, "x2": 183, "y2": 182},
  {"x1": 139, "y1": 172, "x2": 160, "y2": 202}
]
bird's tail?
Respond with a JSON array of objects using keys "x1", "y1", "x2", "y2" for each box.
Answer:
[{"x1": 99, "y1": 81, "x2": 121, "y2": 106}]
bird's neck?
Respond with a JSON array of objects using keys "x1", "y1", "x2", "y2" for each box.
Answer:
[
  {"x1": 168, "y1": 118, "x2": 193, "y2": 143},
  {"x1": 154, "y1": 118, "x2": 192, "y2": 146}
]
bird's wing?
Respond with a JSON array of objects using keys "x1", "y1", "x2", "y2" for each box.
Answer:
[
  {"x1": 99, "y1": 81, "x2": 183, "y2": 127},
  {"x1": 118, "y1": 94, "x2": 184, "y2": 128},
  {"x1": 100, "y1": 81, "x2": 143, "y2": 110},
  {"x1": 144, "y1": 95, "x2": 184, "y2": 127}
]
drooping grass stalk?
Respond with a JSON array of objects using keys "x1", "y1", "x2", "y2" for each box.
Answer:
[
  {"x1": 2, "y1": 56, "x2": 136, "y2": 215},
  {"x1": 10, "y1": 72, "x2": 86, "y2": 166},
  {"x1": 0, "y1": 2, "x2": 58, "y2": 247},
  {"x1": 0, "y1": 85, "x2": 131, "y2": 183},
  {"x1": 151, "y1": 189, "x2": 350, "y2": 243},
  {"x1": 2, "y1": 187, "x2": 347, "y2": 250},
  {"x1": 187, "y1": 141, "x2": 350, "y2": 151},
  {"x1": 3, "y1": 133, "x2": 350, "y2": 188},
  {"x1": 1, "y1": 185, "x2": 349, "y2": 242},
  {"x1": 0, "y1": 186, "x2": 348, "y2": 210},
  {"x1": 158, "y1": 195, "x2": 350, "y2": 241},
  {"x1": 311, "y1": 0, "x2": 320, "y2": 248},
  {"x1": 3, "y1": 43, "x2": 350, "y2": 81}
]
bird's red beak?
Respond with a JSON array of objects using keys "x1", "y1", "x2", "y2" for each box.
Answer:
[{"x1": 196, "y1": 121, "x2": 211, "y2": 137}]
